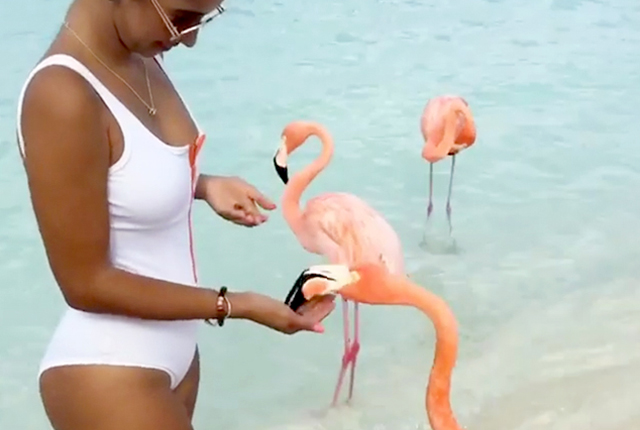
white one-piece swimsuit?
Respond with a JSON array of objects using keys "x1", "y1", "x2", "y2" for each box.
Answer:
[{"x1": 15, "y1": 53, "x2": 205, "y2": 390}]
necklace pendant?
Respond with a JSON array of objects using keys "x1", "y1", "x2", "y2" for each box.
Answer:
[{"x1": 148, "y1": 107, "x2": 157, "y2": 116}]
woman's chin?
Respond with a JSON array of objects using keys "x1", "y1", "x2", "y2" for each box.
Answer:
[{"x1": 139, "y1": 42, "x2": 172, "y2": 58}]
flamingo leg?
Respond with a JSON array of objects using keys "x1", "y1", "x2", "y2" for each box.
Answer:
[
  {"x1": 426, "y1": 162, "x2": 434, "y2": 224},
  {"x1": 421, "y1": 163, "x2": 435, "y2": 248},
  {"x1": 331, "y1": 297, "x2": 351, "y2": 406},
  {"x1": 331, "y1": 299, "x2": 361, "y2": 406},
  {"x1": 446, "y1": 155, "x2": 456, "y2": 235},
  {"x1": 346, "y1": 301, "x2": 360, "y2": 402}
]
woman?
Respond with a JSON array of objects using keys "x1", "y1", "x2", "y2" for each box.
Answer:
[{"x1": 16, "y1": 0, "x2": 335, "y2": 429}]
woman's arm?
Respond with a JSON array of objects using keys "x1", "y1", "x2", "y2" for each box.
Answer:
[{"x1": 19, "y1": 65, "x2": 245, "y2": 321}]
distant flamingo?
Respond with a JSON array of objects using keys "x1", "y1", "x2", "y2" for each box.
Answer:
[
  {"x1": 297, "y1": 263, "x2": 461, "y2": 430},
  {"x1": 421, "y1": 96, "x2": 476, "y2": 236},
  {"x1": 272, "y1": 121, "x2": 406, "y2": 406}
]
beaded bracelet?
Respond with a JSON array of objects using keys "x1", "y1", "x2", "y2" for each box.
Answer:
[{"x1": 205, "y1": 286, "x2": 231, "y2": 327}]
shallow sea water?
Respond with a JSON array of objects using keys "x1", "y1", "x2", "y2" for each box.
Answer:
[{"x1": 1, "y1": 0, "x2": 639, "y2": 429}]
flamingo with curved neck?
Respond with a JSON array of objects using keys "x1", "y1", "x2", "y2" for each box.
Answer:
[
  {"x1": 272, "y1": 121, "x2": 406, "y2": 406},
  {"x1": 421, "y1": 96, "x2": 476, "y2": 237},
  {"x1": 299, "y1": 263, "x2": 462, "y2": 430}
]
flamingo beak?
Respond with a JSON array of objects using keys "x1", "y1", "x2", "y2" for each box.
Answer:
[
  {"x1": 273, "y1": 137, "x2": 289, "y2": 184},
  {"x1": 285, "y1": 266, "x2": 340, "y2": 311},
  {"x1": 300, "y1": 265, "x2": 359, "y2": 300}
]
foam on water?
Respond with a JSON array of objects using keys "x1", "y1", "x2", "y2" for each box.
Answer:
[{"x1": 1, "y1": 0, "x2": 639, "y2": 429}]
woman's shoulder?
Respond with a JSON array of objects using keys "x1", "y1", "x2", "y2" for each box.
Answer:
[
  {"x1": 19, "y1": 49, "x2": 109, "y2": 164},
  {"x1": 21, "y1": 51, "x2": 104, "y2": 125}
]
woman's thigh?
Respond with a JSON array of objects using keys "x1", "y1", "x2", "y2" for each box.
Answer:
[
  {"x1": 40, "y1": 364, "x2": 195, "y2": 430},
  {"x1": 174, "y1": 347, "x2": 200, "y2": 420}
]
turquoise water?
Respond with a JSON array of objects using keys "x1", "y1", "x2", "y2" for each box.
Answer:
[{"x1": 2, "y1": 0, "x2": 640, "y2": 429}]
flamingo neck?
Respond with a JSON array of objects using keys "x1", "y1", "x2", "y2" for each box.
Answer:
[
  {"x1": 422, "y1": 108, "x2": 463, "y2": 162},
  {"x1": 281, "y1": 125, "x2": 334, "y2": 243},
  {"x1": 392, "y1": 278, "x2": 461, "y2": 430}
]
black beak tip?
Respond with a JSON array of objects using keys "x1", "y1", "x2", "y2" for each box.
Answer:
[{"x1": 273, "y1": 155, "x2": 289, "y2": 184}]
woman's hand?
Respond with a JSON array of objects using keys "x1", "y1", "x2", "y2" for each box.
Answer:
[
  {"x1": 196, "y1": 175, "x2": 276, "y2": 227},
  {"x1": 296, "y1": 295, "x2": 337, "y2": 327},
  {"x1": 229, "y1": 291, "x2": 336, "y2": 335}
]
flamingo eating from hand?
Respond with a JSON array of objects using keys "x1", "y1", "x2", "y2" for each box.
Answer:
[
  {"x1": 298, "y1": 263, "x2": 462, "y2": 430},
  {"x1": 272, "y1": 121, "x2": 406, "y2": 406},
  {"x1": 421, "y1": 96, "x2": 476, "y2": 236}
]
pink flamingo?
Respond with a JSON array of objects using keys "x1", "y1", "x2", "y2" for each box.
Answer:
[
  {"x1": 296, "y1": 263, "x2": 462, "y2": 430},
  {"x1": 421, "y1": 96, "x2": 476, "y2": 236},
  {"x1": 272, "y1": 121, "x2": 406, "y2": 406}
]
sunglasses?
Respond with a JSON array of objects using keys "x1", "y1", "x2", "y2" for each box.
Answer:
[{"x1": 150, "y1": 0, "x2": 225, "y2": 43}]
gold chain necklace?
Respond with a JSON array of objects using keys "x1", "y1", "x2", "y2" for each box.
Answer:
[{"x1": 63, "y1": 22, "x2": 157, "y2": 116}]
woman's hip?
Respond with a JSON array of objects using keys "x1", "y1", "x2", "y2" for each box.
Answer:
[{"x1": 38, "y1": 308, "x2": 200, "y2": 390}]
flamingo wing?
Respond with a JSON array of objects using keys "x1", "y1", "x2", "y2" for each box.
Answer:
[{"x1": 304, "y1": 192, "x2": 405, "y2": 275}]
